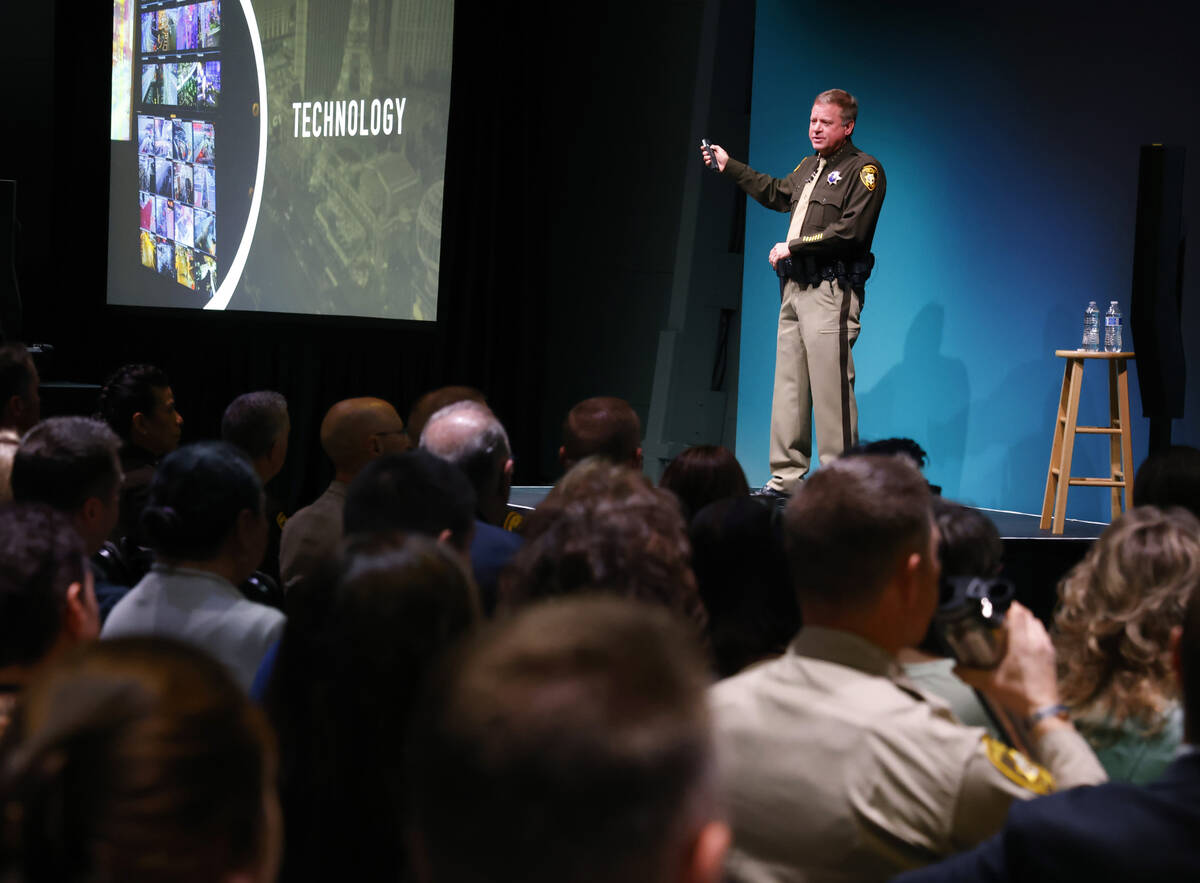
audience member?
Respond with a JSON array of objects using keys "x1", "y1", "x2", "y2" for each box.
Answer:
[
  {"x1": 689, "y1": 496, "x2": 797, "y2": 678},
  {"x1": 0, "y1": 505, "x2": 99, "y2": 737},
  {"x1": 405, "y1": 384, "x2": 486, "y2": 449},
  {"x1": 500, "y1": 458, "x2": 707, "y2": 632},
  {"x1": 102, "y1": 441, "x2": 284, "y2": 690},
  {"x1": 898, "y1": 497, "x2": 1006, "y2": 738},
  {"x1": 280, "y1": 397, "x2": 406, "y2": 592},
  {"x1": 896, "y1": 555, "x2": 1200, "y2": 882},
  {"x1": 10, "y1": 416, "x2": 129, "y2": 618},
  {"x1": 710, "y1": 454, "x2": 1105, "y2": 881},
  {"x1": 0, "y1": 637, "x2": 280, "y2": 883},
  {"x1": 0, "y1": 343, "x2": 40, "y2": 501},
  {"x1": 1134, "y1": 444, "x2": 1200, "y2": 519},
  {"x1": 406, "y1": 596, "x2": 730, "y2": 883},
  {"x1": 559, "y1": 395, "x2": 643, "y2": 472},
  {"x1": 1054, "y1": 505, "x2": 1200, "y2": 783},
  {"x1": 660, "y1": 444, "x2": 750, "y2": 521},
  {"x1": 222, "y1": 391, "x2": 291, "y2": 584},
  {"x1": 267, "y1": 532, "x2": 478, "y2": 883},
  {"x1": 96, "y1": 363, "x2": 183, "y2": 550},
  {"x1": 420, "y1": 400, "x2": 523, "y2": 613},
  {"x1": 342, "y1": 449, "x2": 476, "y2": 558}
]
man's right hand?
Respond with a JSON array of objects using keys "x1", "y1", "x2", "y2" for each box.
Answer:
[{"x1": 701, "y1": 142, "x2": 729, "y2": 172}]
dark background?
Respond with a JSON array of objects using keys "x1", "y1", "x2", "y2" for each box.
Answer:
[{"x1": 0, "y1": 0, "x2": 756, "y2": 513}]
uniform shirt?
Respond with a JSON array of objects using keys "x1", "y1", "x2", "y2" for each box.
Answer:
[
  {"x1": 723, "y1": 139, "x2": 886, "y2": 262},
  {"x1": 103, "y1": 564, "x2": 285, "y2": 691},
  {"x1": 710, "y1": 627, "x2": 1106, "y2": 882},
  {"x1": 279, "y1": 479, "x2": 346, "y2": 593}
]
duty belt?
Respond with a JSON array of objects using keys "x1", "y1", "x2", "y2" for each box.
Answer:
[{"x1": 776, "y1": 253, "x2": 875, "y2": 300}]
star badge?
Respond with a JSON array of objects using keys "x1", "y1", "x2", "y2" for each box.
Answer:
[{"x1": 827, "y1": 170, "x2": 843, "y2": 185}]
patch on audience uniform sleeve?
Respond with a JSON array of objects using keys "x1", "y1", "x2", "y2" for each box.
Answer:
[
  {"x1": 276, "y1": 512, "x2": 288, "y2": 530},
  {"x1": 982, "y1": 735, "x2": 1054, "y2": 795},
  {"x1": 503, "y1": 511, "x2": 525, "y2": 533}
]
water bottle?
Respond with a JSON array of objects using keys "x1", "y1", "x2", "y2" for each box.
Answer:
[
  {"x1": 1104, "y1": 300, "x2": 1123, "y2": 353},
  {"x1": 1082, "y1": 301, "x2": 1100, "y2": 351}
]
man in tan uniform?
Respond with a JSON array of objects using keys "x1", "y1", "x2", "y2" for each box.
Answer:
[
  {"x1": 710, "y1": 455, "x2": 1106, "y2": 881},
  {"x1": 705, "y1": 89, "x2": 883, "y2": 497}
]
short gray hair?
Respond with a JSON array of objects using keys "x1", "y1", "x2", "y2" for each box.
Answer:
[
  {"x1": 220, "y1": 391, "x2": 289, "y2": 460},
  {"x1": 421, "y1": 400, "x2": 511, "y2": 498}
]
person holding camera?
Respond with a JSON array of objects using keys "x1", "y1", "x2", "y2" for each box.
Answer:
[{"x1": 710, "y1": 455, "x2": 1105, "y2": 882}]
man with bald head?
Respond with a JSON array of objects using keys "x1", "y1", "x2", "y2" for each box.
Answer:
[
  {"x1": 559, "y1": 396, "x2": 643, "y2": 473},
  {"x1": 420, "y1": 400, "x2": 523, "y2": 613},
  {"x1": 280, "y1": 397, "x2": 408, "y2": 592}
]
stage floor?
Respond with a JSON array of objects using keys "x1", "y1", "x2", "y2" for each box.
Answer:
[{"x1": 511, "y1": 488, "x2": 1109, "y2": 541}]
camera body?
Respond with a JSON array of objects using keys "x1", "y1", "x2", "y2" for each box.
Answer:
[{"x1": 930, "y1": 576, "x2": 1015, "y2": 669}]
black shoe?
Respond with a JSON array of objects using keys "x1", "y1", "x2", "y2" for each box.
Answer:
[{"x1": 751, "y1": 486, "x2": 790, "y2": 510}]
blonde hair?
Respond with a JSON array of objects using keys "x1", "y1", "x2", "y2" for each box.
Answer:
[{"x1": 1055, "y1": 506, "x2": 1200, "y2": 730}]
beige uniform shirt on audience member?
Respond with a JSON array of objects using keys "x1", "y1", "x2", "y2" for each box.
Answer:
[
  {"x1": 710, "y1": 627, "x2": 1106, "y2": 883},
  {"x1": 279, "y1": 479, "x2": 347, "y2": 592}
]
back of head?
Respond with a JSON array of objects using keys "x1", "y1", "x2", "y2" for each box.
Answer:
[
  {"x1": 141, "y1": 441, "x2": 263, "y2": 561},
  {"x1": 0, "y1": 504, "x2": 86, "y2": 669},
  {"x1": 406, "y1": 385, "x2": 487, "y2": 448},
  {"x1": 408, "y1": 596, "x2": 715, "y2": 883},
  {"x1": 932, "y1": 497, "x2": 1003, "y2": 580},
  {"x1": 0, "y1": 637, "x2": 277, "y2": 883},
  {"x1": 98, "y1": 363, "x2": 169, "y2": 442},
  {"x1": 784, "y1": 454, "x2": 932, "y2": 608},
  {"x1": 659, "y1": 445, "x2": 750, "y2": 521},
  {"x1": 319, "y1": 396, "x2": 407, "y2": 478},
  {"x1": 419, "y1": 400, "x2": 510, "y2": 504},
  {"x1": 1056, "y1": 505, "x2": 1200, "y2": 726},
  {"x1": 343, "y1": 449, "x2": 476, "y2": 545},
  {"x1": 500, "y1": 460, "x2": 706, "y2": 630},
  {"x1": 561, "y1": 396, "x2": 642, "y2": 468},
  {"x1": 269, "y1": 532, "x2": 478, "y2": 881},
  {"x1": 221, "y1": 391, "x2": 289, "y2": 460},
  {"x1": 0, "y1": 343, "x2": 37, "y2": 432},
  {"x1": 690, "y1": 497, "x2": 798, "y2": 677},
  {"x1": 11, "y1": 417, "x2": 122, "y2": 513},
  {"x1": 1134, "y1": 445, "x2": 1200, "y2": 520}
]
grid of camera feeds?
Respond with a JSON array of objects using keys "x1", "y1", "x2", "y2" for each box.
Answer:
[
  {"x1": 139, "y1": 3, "x2": 221, "y2": 109},
  {"x1": 138, "y1": 115, "x2": 217, "y2": 295}
]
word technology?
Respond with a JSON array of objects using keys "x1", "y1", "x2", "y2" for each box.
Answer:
[{"x1": 291, "y1": 97, "x2": 407, "y2": 138}]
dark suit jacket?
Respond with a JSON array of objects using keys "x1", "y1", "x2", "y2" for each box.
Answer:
[
  {"x1": 470, "y1": 519, "x2": 522, "y2": 616},
  {"x1": 893, "y1": 753, "x2": 1200, "y2": 882}
]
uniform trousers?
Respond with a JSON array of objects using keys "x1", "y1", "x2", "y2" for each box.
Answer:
[{"x1": 768, "y1": 276, "x2": 861, "y2": 491}]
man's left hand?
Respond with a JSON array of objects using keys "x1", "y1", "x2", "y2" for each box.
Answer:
[{"x1": 768, "y1": 242, "x2": 791, "y2": 269}]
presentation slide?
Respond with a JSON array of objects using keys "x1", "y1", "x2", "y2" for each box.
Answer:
[{"x1": 106, "y1": 0, "x2": 454, "y2": 321}]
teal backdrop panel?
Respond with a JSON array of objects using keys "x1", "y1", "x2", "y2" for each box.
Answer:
[{"x1": 734, "y1": 0, "x2": 1196, "y2": 522}]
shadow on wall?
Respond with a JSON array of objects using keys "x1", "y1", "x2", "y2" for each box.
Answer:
[{"x1": 857, "y1": 303, "x2": 969, "y2": 497}]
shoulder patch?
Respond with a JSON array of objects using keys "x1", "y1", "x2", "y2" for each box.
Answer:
[
  {"x1": 503, "y1": 511, "x2": 525, "y2": 533},
  {"x1": 859, "y1": 164, "x2": 879, "y2": 191},
  {"x1": 276, "y1": 512, "x2": 288, "y2": 530},
  {"x1": 982, "y1": 735, "x2": 1054, "y2": 795}
]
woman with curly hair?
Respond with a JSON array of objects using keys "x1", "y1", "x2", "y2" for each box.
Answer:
[{"x1": 1054, "y1": 505, "x2": 1200, "y2": 783}]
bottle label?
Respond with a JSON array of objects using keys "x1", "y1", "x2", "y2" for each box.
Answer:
[{"x1": 1106, "y1": 316, "x2": 1122, "y2": 326}]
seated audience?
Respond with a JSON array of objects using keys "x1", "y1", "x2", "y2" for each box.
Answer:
[
  {"x1": 0, "y1": 343, "x2": 40, "y2": 501},
  {"x1": 660, "y1": 444, "x2": 750, "y2": 521},
  {"x1": 102, "y1": 441, "x2": 284, "y2": 690},
  {"x1": 0, "y1": 637, "x2": 280, "y2": 883},
  {"x1": 896, "y1": 559, "x2": 1200, "y2": 882},
  {"x1": 711, "y1": 455, "x2": 1105, "y2": 881},
  {"x1": 559, "y1": 395, "x2": 643, "y2": 472},
  {"x1": 689, "y1": 496, "x2": 798, "y2": 678},
  {"x1": 96, "y1": 363, "x2": 183, "y2": 555},
  {"x1": 1054, "y1": 505, "x2": 1200, "y2": 783},
  {"x1": 266, "y1": 532, "x2": 478, "y2": 883},
  {"x1": 280, "y1": 397, "x2": 407, "y2": 592},
  {"x1": 342, "y1": 449, "x2": 476, "y2": 559},
  {"x1": 1134, "y1": 444, "x2": 1200, "y2": 518},
  {"x1": 221, "y1": 390, "x2": 291, "y2": 584},
  {"x1": 499, "y1": 459, "x2": 707, "y2": 632},
  {"x1": 898, "y1": 497, "x2": 1006, "y2": 738},
  {"x1": 404, "y1": 384, "x2": 486, "y2": 449},
  {"x1": 0, "y1": 505, "x2": 99, "y2": 737},
  {"x1": 10, "y1": 416, "x2": 128, "y2": 618},
  {"x1": 406, "y1": 596, "x2": 730, "y2": 883},
  {"x1": 420, "y1": 400, "x2": 523, "y2": 613}
]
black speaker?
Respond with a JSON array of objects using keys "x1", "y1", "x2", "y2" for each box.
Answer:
[
  {"x1": 1129, "y1": 145, "x2": 1186, "y2": 452},
  {"x1": 0, "y1": 179, "x2": 20, "y2": 342}
]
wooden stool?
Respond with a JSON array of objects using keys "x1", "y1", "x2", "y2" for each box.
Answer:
[{"x1": 1040, "y1": 351, "x2": 1135, "y2": 535}]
